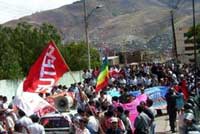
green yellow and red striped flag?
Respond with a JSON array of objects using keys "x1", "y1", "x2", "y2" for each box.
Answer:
[{"x1": 95, "y1": 56, "x2": 109, "y2": 92}]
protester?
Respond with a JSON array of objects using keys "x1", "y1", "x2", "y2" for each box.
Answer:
[
  {"x1": 134, "y1": 105, "x2": 151, "y2": 134},
  {"x1": 1, "y1": 61, "x2": 200, "y2": 134},
  {"x1": 13, "y1": 123, "x2": 23, "y2": 134},
  {"x1": 27, "y1": 115, "x2": 45, "y2": 134},
  {"x1": 116, "y1": 106, "x2": 129, "y2": 133},
  {"x1": 165, "y1": 88, "x2": 178, "y2": 133},
  {"x1": 176, "y1": 89, "x2": 185, "y2": 113},
  {"x1": 184, "y1": 112, "x2": 200, "y2": 133},
  {"x1": 86, "y1": 108, "x2": 100, "y2": 134},
  {"x1": 2, "y1": 97, "x2": 8, "y2": 110},
  {"x1": 16, "y1": 109, "x2": 32, "y2": 134},
  {"x1": 74, "y1": 116, "x2": 91, "y2": 134},
  {"x1": 105, "y1": 117, "x2": 124, "y2": 134},
  {"x1": 146, "y1": 99, "x2": 156, "y2": 134},
  {"x1": 124, "y1": 110, "x2": 133, "y2": 134}
]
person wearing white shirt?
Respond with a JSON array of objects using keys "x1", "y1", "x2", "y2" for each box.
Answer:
[
  {"x1": 27, "y1": 115, "x2": 45, "y2": 134},
  {"x1": 131, "y1": 75, "x2": 138, "y2": 86},
  {"x1": 16, "y1": 110, "x2": 33, "y2": 134},
  {"x1": 5, "y1": 114, "x2": 15, "y2": 132},
  {"x1": 86, "y1": 110, "x2": 99, "y2": 134},
  {"x1": 2, "y1": 96, "x2": 9, "y2": 109}
]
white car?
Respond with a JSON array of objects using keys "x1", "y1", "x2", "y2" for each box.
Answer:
[{"x1": 39, "y1": 112, "x2": 76, "y2": 134}]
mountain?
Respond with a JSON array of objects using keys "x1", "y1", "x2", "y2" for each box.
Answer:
[{"x1": 4, "y1": 0, "x2": 200, "y2": 52}]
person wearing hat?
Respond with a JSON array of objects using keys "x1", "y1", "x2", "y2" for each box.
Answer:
[
  {"x1": 74, "y1": 116, "x2": 90, "y2": 134},
  {"x1": 184, "y1": 113, "x2": 200, "y2": 133},
  {"x1": 105, "y1": 117, "x2": 124, "y2": 134}
]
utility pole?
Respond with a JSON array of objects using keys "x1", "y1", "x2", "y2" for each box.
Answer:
[
  {"x1": 122, "y1": 40, "x2": 127, "y2": 65},
  {"x1": 192, "y1": 0, "x2": 198, "y2": 96},
  {"x1": 83, "y1": 0, "x2": 90, "y2": 69},
  {"x1": 83, "y1": 1, "x2": 102, "y2": 69},
  {"x1": 170, "y1": 10, "x2": 178, "y2": 61}
]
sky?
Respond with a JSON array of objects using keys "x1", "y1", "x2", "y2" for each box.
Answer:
[{"x1": 0, "y1": 0, "x2": 78, "y2": 24}]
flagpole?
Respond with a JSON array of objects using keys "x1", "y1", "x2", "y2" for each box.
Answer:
[
  {"x1": 52, "y1": 40, "x2": 104, "y2": 133},
  {"x1": 51, "y1": 40, "x2": 77, "y2": 83}
]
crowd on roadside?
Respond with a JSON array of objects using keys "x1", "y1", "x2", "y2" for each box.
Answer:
[{"x1": 0, "y1": 62, "x2": 200, "y2": 134}]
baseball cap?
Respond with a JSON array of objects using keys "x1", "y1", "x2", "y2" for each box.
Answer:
[{"x1": 184, "y1": 113, "x2": 194, "y2": 121}]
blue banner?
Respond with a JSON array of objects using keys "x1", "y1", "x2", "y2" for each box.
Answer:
[
  {"x1": 130, "y1": 86, "x2": 169, "y2": 109},
  {"x1": 107, "y1": 86, "x2": 169, "y2": 109},
  {"x1": 107, "y1": 89, "x2": 121, "y2": 97}
]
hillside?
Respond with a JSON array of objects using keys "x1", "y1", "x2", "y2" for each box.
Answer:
[{"x1": 4, "y1": 0, "x2": 200, "y2": 52}]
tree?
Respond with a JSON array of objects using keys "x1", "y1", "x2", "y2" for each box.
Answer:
[
  {"x1": 185, "y1": 24, "x2": 200, "y2": 48},
  {"x1": 59, "y1": 41, "x2": 100, "y2": 71},
  {"x1": 185, "y1": 24, "x2": 200, "y2": 65},
  {"x1": 0, "y1": 22, "x2": 100, "y2": 79},
  {"x1": 0, "y1": 26, "x2": 23, "y2": 79},
  {"x1": 0, "y1": 22, "x2": 62, "y2": 79}
]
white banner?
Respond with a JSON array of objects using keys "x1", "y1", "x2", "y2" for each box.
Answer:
[{"x1": 13, "y1": 92, "x2": 52, "y2": 116}]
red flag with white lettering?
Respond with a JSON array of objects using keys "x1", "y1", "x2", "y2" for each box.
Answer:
[{"x1": 23, "y1": 41, "x2": 69, "y2": 93}]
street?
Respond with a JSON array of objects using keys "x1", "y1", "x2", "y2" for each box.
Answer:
[{"x1": 155, "y1": 113, "x2": 179, "y2": 134}]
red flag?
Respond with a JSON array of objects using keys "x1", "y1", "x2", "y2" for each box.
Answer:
[
  {"x1": 23, "y1": 41, "x2": 69, "y2": 93},
  {"x1": 174, "y1": 80, "x2": 189, "y2": 100},
  {"x1": 180, "y1": 79, "x2": 189, "y2": 100}
]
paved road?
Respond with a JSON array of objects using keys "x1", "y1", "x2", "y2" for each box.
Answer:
[{"x1": 155, "y1": 114, "x2": 179, "y2": 134}]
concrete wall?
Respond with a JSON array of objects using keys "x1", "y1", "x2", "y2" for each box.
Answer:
[
  {"x1": 0, "y1": 80, "x2": 22, "y2": 103},
  {"x1": 0, "y1": 71, "x2": 83, "y2": 103}
]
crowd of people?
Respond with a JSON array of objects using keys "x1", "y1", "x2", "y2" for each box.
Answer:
[
  {"x1": 0, "y1": 62, "x2": 200, "y2": 134},
  {"x1": 0, "y1": 95, "x2": 45, "y2": 133}
]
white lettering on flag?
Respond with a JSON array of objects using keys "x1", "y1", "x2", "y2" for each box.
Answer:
[{"x1": 37, "y1": 45, "x2": 57, "y2": 92}]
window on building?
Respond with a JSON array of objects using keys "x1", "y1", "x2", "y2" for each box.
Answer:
[
  {"x1": 184, "y1": 39, "x2": 193, "y2": 44},
  {"x1": 185, "y1": 46, "x2": 194, "y2": 51},
  {"x1": 189, "y1": 59, "x2": 195, "y2": 62},
  {"x1": 185, "y1": 53, "x2": 193, "y2": 56}
]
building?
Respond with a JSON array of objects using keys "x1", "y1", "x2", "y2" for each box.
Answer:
[
  {"x1": 175, "y1": 27, "x2": 197, "y2": 64},
  {"x1": 127, "y1": 50, "x2": 166, "y2": 63},
  {"x1": 108, "y1": 56, "x2": 119, "y2": 65}
]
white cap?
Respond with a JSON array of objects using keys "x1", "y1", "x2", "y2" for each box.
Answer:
[
  {"x1": 184, "y1": 113, "x2": 194, "y2": 121},
  {"x1": 110, "y1": 117, "x2": 118, "y2": 123}
]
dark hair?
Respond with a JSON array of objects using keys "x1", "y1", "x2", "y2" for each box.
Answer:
[
  {"x1": 137, "y1": 105, "x2": 143, "y2": 113},
  {"x1": 140, "y1": 101, "x2": 146, "y2": 106},
  {"x1": 18, "y1": 109, "x2": 26, "y2": 117},
  {"x1": 0, "y1": 111, "x2": 5, "y2": 117},
  {"x1": 146, "y1": 98, "x2": 153, "y2": 107},
  {"x1": 101, "y1": 103, "x2": 108, "y2": 111},
  {"x1": 30, "y1": 114, "x2": 39, "y2": 122},
  {"x1": 105, "y1": 111, "x2": 113, "y2": 117},
  {"x1": 117, "y1": 106, "x2": 124, "y2": 113},
  {"x1": 38, "y1": 93, "x2": 43, "y2": 97},
  {"x1": 124, "y1": 110, "x2": 129, "y2": 115},
  {"x1": 88, "y1": 100, "x2": 95, "y2": 105},
  {"x1": 112, "y1": 96, "x2": 119, "y2": 101},
  {"x1": 2, "y1": 96, "x2": 7, "y2": 102},
  {"x1": 46, "y1": 93, "x2": 50, "y2": 97},
  {"x1": 100, "y1": 91, "x2": 106, "y2": 95},
  {"x1": 79, "y1": 117, "x2": 88, "y2": 124},
  {"x1": 87, "y1": 109, "x2": 93, "y2": 116},
  {"x1": 77, "y1": 108, "x2": 84, "y2": 114},
  {"x1": 14, "y1": 123, "x2": 23, "y2": 132}
]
